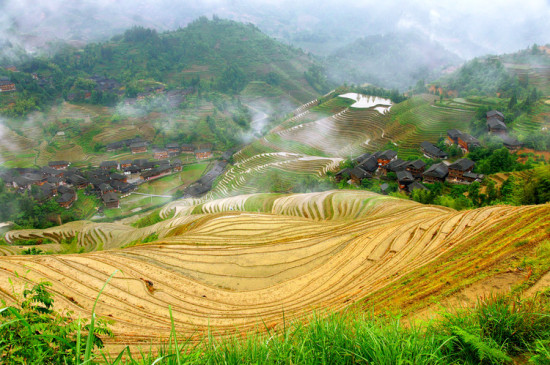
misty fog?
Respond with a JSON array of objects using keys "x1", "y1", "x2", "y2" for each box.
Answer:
[{"x1": 1, "y1": 0, "x2": 549, "y2": 60}]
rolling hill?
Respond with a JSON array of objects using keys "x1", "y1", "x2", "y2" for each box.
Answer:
[{"x1": 1, "y1": 190, "x2": 548, "y2": 351}]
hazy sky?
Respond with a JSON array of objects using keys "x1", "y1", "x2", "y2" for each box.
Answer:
[{"x1": 1, "y1": 0, "x2": 549, "y2": 59}]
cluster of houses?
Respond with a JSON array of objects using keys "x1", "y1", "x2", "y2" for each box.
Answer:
[
  {"x1": 0, "y1": 156, "x2": 186, "y2": 210},
  {"x1": 337, "y1": 110, "x2": 527, "y2": 194},
  {"x1": 336, "y1": 146, "x2": 484, "y2": 194},
  {"x1": 485, "y1": 110, "x2": 522, "y2": 151},
  {"x1": 106, "y1": 137, "x2": 215, "y2": 160},
  {"x1": 0, "y1": 76, "x2": 16, "y2": 93}
]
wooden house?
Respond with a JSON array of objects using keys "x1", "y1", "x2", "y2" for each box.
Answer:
[
  {"x1": 141, "y1": 166, "x2": 172, "y2": 181},
  {"x1": 358, "y1": 155, "x2": 379, "y2": 174},
  {"x1": 66, "y1": 174, "x2": 88, "y2": 189},
  {"x1": 153, "y1": 148, "x2": 169, "y2": 160},
  {"x1": 463, "y1": 172, "x2": 485, "y2": 183},
  {"x1": 396, "y1": 170, "x2": 415, "y2": 190},
  {"x1": 166, "y1": 143, "x2": 180, "y2": 156},
  {"x1": 56, "y1": 187, "x2": 76, "y2": 208},
  {"x1": 353, "y1": 153, "x2": 372, "y2": 165},
  {"x1": 446, "y1": 129, "x2": 462, "y2": 145},
  {"x1": 100, "y1": 161, "x2": 119, "y2": 170},
  {"x1": 349, "y1": 167, "x2": 372, "y2": 184},
  {"x1": 24, "y1": 173, "x2": 47, "y2": 186},
  {"x1": 171, "y1": 159, "x2": 183, "y2": 172},
  {"x1": 106, "y1": 141, "x2": 125, "y2": 151},
  {"x1": 181, "y1": 144, "x2": 195, "y2": 154},
  {"x1": 99, "y1": 183, "x2": 114, "y2": 195},
  {"x1": 120, "y1": 160, "x2": 132, "y2": 169},
  {"x1": 487, "y1": 118, "x2": 507, "y2": 135},
  {"x1": 130, "y1": 142, "x2": 148, "y2": 154},
  {"x1": 459, "y1": 134, "x2": 481, "y2": 152},
  {"x1": 110, "y1": 173, "x2": 127, "y2": 183},
  {"x1": 447, "y1": 130, "x2": 481, "y2": 153},
  {"x1": 195, "y1": 148, "x2": 213, "y2": 160},
  {"x1": 377, "y1": 150, "x2": 397, "y2": 167},
  {"x1": 407, "y1": 181, "x2": 429, "y2": 194},
  {"x1": 420, "y1": 141, "x2": 448, "y2": 160},
  {"x1": 102, "y1": 192, "x2": 119, "y2": 209},
  {"x1": 423, "y1": 163, "x2": 449, "y2": 183},
  {"x1": 502, "y1": 136, "x2": 522, "y2": 151},
  {"x1": 447, "y1": 158, "x2": 475, "y2": 182},
  {"x1": 41, "y1": 166, "x2": 64, "y2": 178},
  {"x1": 382, "y1": 158, "x2": 408, "y2": 175},
  {"x1": 406, "y1": 159, "x2": 426, "y2": 179},
  {"x1": 486, "y1": 110, "x2": 504, "y2": 122},
  {"x1": 0, "y1": 77, "x2": 16, "y2": 92},
  {"x1": 335, "y1": 168, "x2": 352, "y2": 182},
  {"x1": 48, "y1": 161, "x2": 70, "y2": 170}
]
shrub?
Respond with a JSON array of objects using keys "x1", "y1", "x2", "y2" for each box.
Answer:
[{"x1": 0, "y1": 281, "x2": 113, "y2": 364}]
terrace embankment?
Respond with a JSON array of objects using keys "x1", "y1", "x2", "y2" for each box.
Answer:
[{"x1": 0, "y1": 191, "x2": 548, "y2": 351}]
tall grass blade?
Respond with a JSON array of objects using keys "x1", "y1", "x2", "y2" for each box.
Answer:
[
  {"x1": 169, "y1": 305, "x2": 181, "y2": 364},
  {"x1": 83, "y1": 270, "x2": 119, "y2": 363}
]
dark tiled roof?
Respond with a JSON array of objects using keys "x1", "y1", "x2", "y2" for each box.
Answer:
[
  {"x1": 408, "y1": 181, "x2": 429, "y2": 192},
  {"x1": 335, "y1": 168, "x2": 351, "y2": 176},
  {"x1": 447, "y1": 129, "x2": 462, "y2": 139},
  {"x1": 396, "y1": 170, "x2": 414, "y2": 182},
  {"x1": 420, "y1": 141, "x2": 448, "y2": 158},
  {"x1": 102, "y1": 192, "x2": 119, "y2": 204},
  {"x1": 350, "y1": 167, "x2": 372, "y2": 180},
  {"x1": 130, "y1": 142, "x2": 148, "y2": 148},
  {"x1": 378, "y1": 149, "x2": 397, "y2": 160},
  {"x1": 407, "y1": 159, "x2": 426, "y2": 169},
  {"x1": 486, "y1": 110, "x2": 504, "y2": 119},
  {"x1": 459, "y1": 134, "x2": 480, "y2": 146},
  {"x1": 353, "y1": 153, "x2": 372, "y2": 164},
  {"x1": 423, "y1": 163, "x2": 449, "y2": 179},
  {"x1": 57, "y1": 192, "x2": 75, "y2": 203},
  {"x1": 99, "y1": 184, "x2": 113, "y2": 193},
  {"x1": 358, "y1": 156, "x2": 379, "y2": 173},
  {"x1": 448, "y1": 158, "x2": 475, "y2": 171},
  {"x1": 48, "y1": 161, "x2": 69, "y2": 166},
  {"x1": 502, "y1": 136, "x2": 522, "y2": 147},
  {"x1": 385, "y1": 158, "x2": 408, "y2": 172},
  {"x1": 195, "y1": 148, "x2": 212, "y2": 153},
  {"x1": 100, "y1": 161, "x2": 118, "y2": 168},
  {"x1": 487, "y1": 118, "x2": 507, "y2": 130}
]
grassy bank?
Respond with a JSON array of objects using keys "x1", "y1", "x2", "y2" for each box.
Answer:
[{"x1": 1, "y1": 284, "x2": 549, "y2": 364}]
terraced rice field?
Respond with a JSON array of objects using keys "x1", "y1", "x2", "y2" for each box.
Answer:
[
  {"x1": 206, "y1": 152, "x2": 342, "y2": 198},
  {"x1": 389, "y1": 99, "x2": 475, "y2": 157},
  {"x1": 228, "y1": 94, "x2": 477, "y2": 197},
  {"x1": 1, "y1": 190, "x2": 547, "y2": 350}
]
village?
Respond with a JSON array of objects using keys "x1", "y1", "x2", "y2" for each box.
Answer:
[
  {"x1": 335, "y1": 109, "x2": 522, "y2": 194},
  {"x1": 0, "y1": 139, "x2": 229, "y2": 212}
]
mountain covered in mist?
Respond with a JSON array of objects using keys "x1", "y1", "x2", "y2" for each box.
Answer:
[
  {"x1": 54, "y1": 18, "x2": 321, "y2": 99},
  {"x1": 1, "y1": 17, "x2": 326, "y2": 118},
  {"x1": 324, "y1": 32, "x2": 462, "y2": 91}
]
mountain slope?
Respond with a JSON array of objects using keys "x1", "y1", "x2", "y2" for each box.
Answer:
[
  {"x1": 2, "y1": 191, "x2": 548, "y2": 350},
  {"x1": 49, "y1": 17, "x2": 321, "y2": 101},
  {"x1": 325, "y1": 32, "x2": 462, "y2": 90}
]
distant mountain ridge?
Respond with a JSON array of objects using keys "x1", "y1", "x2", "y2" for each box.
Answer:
[{"x1": 324, "y1": 31, "x2": 462, "y2": 91}]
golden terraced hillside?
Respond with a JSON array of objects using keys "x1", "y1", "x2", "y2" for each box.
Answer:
[{"x1": 1, "y1": 191, "x2": 548, "y2": 349}]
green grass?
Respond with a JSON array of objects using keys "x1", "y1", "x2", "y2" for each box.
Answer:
[
  {"x1": 3, "y1": 283, "x2": 550, "y2": 364},
  {"x1": 131, "y1": 208, "x2": 164, "y2": 228}
]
